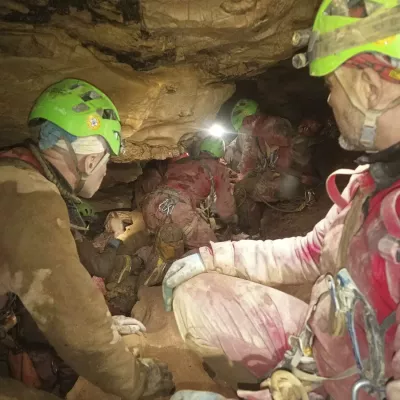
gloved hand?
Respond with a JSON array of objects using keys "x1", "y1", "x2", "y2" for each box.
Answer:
[
  {"x1": 139, "y1": 358, "x2": 175, "y2": 397},
  {"x1": 112, "y1": 316, "x2": 146, "y2": 335},
  {"x1": 171, "y1": 390, "x2": 227, "y2": 400},
  {"x1": 162, "y1": 253, "x2": 206, "y2": 312}
]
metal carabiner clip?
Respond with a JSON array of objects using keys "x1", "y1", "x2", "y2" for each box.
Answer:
[{"x1": 352, "y1": 379, "x2": 386, "y2": 400}]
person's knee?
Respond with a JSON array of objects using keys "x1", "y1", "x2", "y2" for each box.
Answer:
[
  {"x1": 173, "y1": 275, "x2": 203, "y2": 324},
  {"x1": 173, "y1": 275, "x2": 223, "y2": 358}
]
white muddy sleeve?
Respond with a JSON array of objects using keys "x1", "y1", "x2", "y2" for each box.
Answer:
[
  {"x1": 198, "y1": 165, "x2": 366, "y2": 286},
  {"x1": 199, "y1": 199, "x2": 342, "y2": 287}
]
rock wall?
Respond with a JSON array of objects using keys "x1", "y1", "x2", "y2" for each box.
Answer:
[{"x1": 0, "y1": 0, "x2": 319, "y2": 160}]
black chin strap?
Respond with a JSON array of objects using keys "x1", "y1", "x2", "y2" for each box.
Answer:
[{"x1": 356, "y1": 142, "x2": 400, "y2": 192}]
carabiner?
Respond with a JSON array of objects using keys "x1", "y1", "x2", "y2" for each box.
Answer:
[{"x1": 352, "y1": 379, "x2": 386, "y2": 400}]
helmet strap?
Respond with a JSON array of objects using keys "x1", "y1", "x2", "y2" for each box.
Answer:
[
  {"x1": 360, "y1": 109, "x2": 381, "y2": 150},
  {"x1": 60, "y1": 135, "x2": 86, "y2": 193}
]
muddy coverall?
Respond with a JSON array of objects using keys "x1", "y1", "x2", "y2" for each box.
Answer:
[
  {"x1": 134, "y1": 160, "x2": 168, "y2": 210},
  {"x1": 0, "y1": 157, "x2": 146, "y2": 399},
  {"x1": 237, "y1": 114, "x2": 316, "y2": 203},
  {"x1": 142, "y1": 157, "x2": 236, "y2": 249},
  {"x1": 172, "y1": 166, "x2": 400, "y2": 399}
]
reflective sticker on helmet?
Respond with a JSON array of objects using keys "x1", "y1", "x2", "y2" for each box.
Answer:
[
  {"x1": 389, "y1": 69, "x2": 400, "y2": 81},
  {"x1": 375, "y1": 35, "x2": 396, "y2": 46},
  {"x1": 87, "y1": 114, "x2": 101, "y2": 130}
]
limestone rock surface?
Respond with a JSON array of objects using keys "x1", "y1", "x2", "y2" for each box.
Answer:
[{"x1": 0, "y1": 0, "x2": 319, "y2": 160}]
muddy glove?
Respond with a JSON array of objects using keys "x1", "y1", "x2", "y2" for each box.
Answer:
[
  {"x1": 139, "y1": 358, "x2": 174, "y2": 398},
  {"x1": 162, "y1": 254, "x2": 206, "y2": 312},
  {"x1": 111, "y1": 316, "x2": 146, "y2": 335},
  {"x1": 171, "y1": 390, "x2": 227, "y2": 400}
]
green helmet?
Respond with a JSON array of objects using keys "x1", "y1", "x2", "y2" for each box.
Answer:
[
  {"x1": 308, "y1": 0, "x2": 400, "y2": 77},
  {"x1": 199, "y1": 136, "x2": 225, "y2": 158},
  {"x1": 29, "y1": 79, "x2": 122, "y2": 155},
  {"x1": 231, "y1": 99, "x2": 259, "y2": 132}
]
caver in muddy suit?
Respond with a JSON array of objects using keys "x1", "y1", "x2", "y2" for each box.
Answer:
[
  {"x1": 0, "y1": 79, "x2": 173, "y2": 399},
  {"x1": 229, "y1": 99, "x2": 320, "y2": 234},
  {"x1": 0, "y1": 200, "x2": 129, "y2": 398},
  {"x1": 163, "y1": 1, "x2": 400, "y2": 400},
  {"x1": 141, "y1": 137, "x2": 237, "y2": 273}
]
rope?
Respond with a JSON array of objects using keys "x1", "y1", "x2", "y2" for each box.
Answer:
[
  {"x1": 235, "y1": 186, "x2": 311, "y2": 214},
  {"x1": 28, "y1": 141, "x2": 82, "y2": 204},
  {"x1": 263, "y1": 198, "x2": 308, "y2": 214}
]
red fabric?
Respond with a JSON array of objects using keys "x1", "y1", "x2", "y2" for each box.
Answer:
[
  {"x1": 239, "y1": 114, "x2": 314, "y2": 183},
  {"x1": 361, "y1": 179, "x2": 400, "y2": 322},
  {"x1": 164, "y1": 157, "x2": 236, "y2": 219},
  {"x1": 312, "y1": 172, "x2": 400, "y2": 398},
  {"x1": 345, "y1": 53, "x2": 400, "y2": 84},
  {"x1": 239, "y1": 114, "x2": 293, "y2": 175},
  {"x1": 8, "y1": 352, "x2": 42, "y2": 389},
  {"x1": 92, "y1": 276, "x2": 107, "y2": 295},
  {"x1": 327, "y1": 169, "x2": 399, "y2": 324},
  {"x1": 0, "y1": 147, "x2": 44, "y2": 173},
  {"x1": 142, "y1": 190, "x2": 217, "y2": 249}
]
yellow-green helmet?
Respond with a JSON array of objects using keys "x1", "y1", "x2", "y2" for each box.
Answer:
[
  {"x1": 200, "y1": 136, "x2": 225, "y2": 158},
  {"x1": 307, "y1": 0, "x2": 400, "y2": 77},
  {"x1": 29, "y1": 79, "x2": 122, "y2": 155},
  {"x1": 231, "y1": 99, "x2": 259, "y2": 132}
]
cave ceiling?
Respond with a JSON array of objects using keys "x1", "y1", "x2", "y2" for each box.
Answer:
[{"x1": 0, "y1": 0, "x2": 320, "y2": 161}]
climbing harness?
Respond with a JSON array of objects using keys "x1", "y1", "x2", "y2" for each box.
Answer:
[
  {"x1": 327, "y1": 269, "x2": 395, "y2": 399},
  {"x1": 158, "y1": 197, "x2": 178, "y2": 216},
  {"x1": 235, "y1": 184, "x2": 315, "y2": 214},
  {"x1": 145, "y1": 222, "x2": 185, "y2": 286},
  {"x1": 144, "y1": 187, "x2": 189, "y2": 286},
  {"x1": 263, "y1": 188, "x2": 315, "y2": 214},
  {"x1": 267, "y1": 149, "x2": 279, "y2": 171},
  {"x1": 250, "y1": 135, "x2": 316, "y2": 213},
  {"x1": 199, "y1": 160, "x2": 217, "y2": 222},
  {"x1": 263, "y1": 181, "x2": 397, "y2": 400}
]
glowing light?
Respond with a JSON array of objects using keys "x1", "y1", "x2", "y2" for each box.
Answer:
[{"x1": 208, "y1": 123, "x2": 226, "y2": 137}]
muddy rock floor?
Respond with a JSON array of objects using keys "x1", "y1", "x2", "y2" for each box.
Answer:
[{"x1": 68, "y1": 149, "x2": 358, "y2": 399}]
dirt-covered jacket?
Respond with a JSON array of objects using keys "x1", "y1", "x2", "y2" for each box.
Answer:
[
  {"x1": 0, "y1": 154, "x2": 145, "y2": 400},
  {"x1": 239, "y1": 114, "x2": 313, "y2": 179},
  {"x1": 164, "y1": 156, "x2": 236, "y2": 220}
]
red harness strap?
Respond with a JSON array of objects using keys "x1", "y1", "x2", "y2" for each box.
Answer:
[{"x1": 0, "y1": 147, "x2": 44, "y2": 174}]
